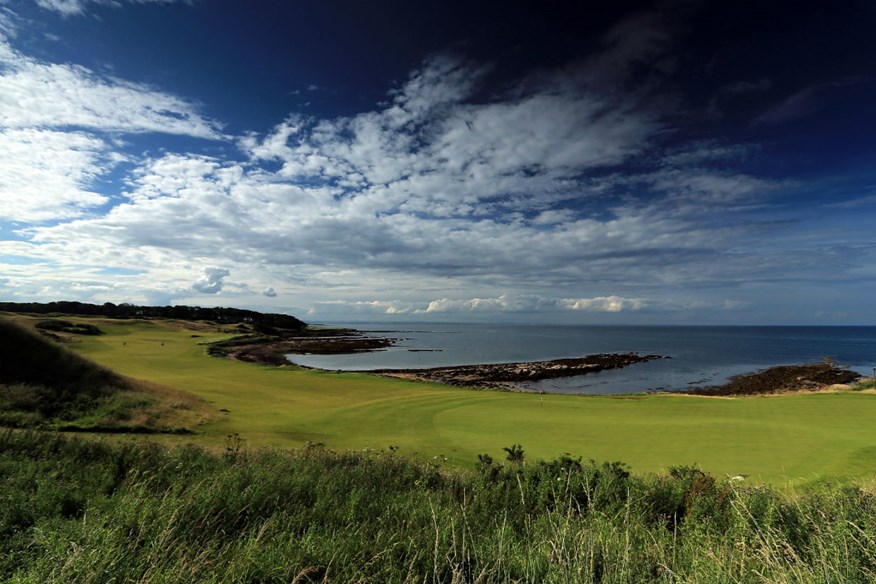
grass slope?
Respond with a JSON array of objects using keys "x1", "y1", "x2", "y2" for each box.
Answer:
[
  {"x1": 0, "y1": 316, "x2": 213, "y2": 432},
  {"x1": 15, "y1": 315, "x2": 876, "y2": 485}
]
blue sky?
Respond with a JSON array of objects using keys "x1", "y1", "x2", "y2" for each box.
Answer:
[{"x1": 1, "y1": 0, "x2": 875, "y2": 324}]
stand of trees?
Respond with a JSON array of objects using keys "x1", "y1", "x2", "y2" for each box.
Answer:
[{"x1": 0, "y1": 301, "x2": 307, "y2": 331}]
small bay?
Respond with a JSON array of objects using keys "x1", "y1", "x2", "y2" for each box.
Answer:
[{"x1": 287, "y1": 324, "x2": 876, "y2": 395}]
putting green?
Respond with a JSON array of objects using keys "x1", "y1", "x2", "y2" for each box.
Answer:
[{"x1": 65, "y1": 318, "x2": 876, "y2": 485}]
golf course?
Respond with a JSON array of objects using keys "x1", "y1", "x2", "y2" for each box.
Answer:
[
  {"x1": 13, "y1": 313, "x2": 874, "y2": 486},
  {"x1": 6, "y1": 311, "x2": 876, "y2": 582}
]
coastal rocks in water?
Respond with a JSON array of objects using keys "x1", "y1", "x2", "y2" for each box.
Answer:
[
  {"x1": 685, "y1": 362, "x2": 860, "y2": 396},
  {"x1": 374, "y1": 353, "x2": 665, "y2": 389},
  {"x1": 208, "y1": 329, "x2": 396, "y2": 366},
  {"x1": 278, "y1": 335, "x2": 395, "y2": 354}
]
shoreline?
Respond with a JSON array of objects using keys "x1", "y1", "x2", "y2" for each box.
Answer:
[
  {"x1": 679, "y1": 361, "x2": 860, "y2": 396},
  {"x1": 369, "y1": 353, "x2": 666, "y2": 390},
  {"x1": 210, "y1": 328, "x2": 865, "y2": 395}
]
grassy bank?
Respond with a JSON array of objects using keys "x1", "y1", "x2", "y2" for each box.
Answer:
[
  {"x1": 0, "y1": 318, "x2": 210, "y2": 432},
  {"x1": 2, "y1": 429, "x2": 875, "y2": 583},
  {"x1": 5, "y1": 314, "x2": 876, "y2": 484}
]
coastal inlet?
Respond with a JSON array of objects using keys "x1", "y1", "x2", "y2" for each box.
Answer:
[
  {"x1": 210, "y1": 326, "x2": 864, "y2": 394},
  {"x1": 207, "y1": 327, "x2": 665, "y2": 389}
]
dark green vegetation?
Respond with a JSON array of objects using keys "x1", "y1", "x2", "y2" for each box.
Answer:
[
  {"x1": 0, "y1": 318, "x2": 130, "y2": 429},
  {"x1": 0, "y1": 300, "x2": 306, "y2": 330},
  {"x1": 2, "y1": 430, "x2": 875, "y2": 583},
  {"x1": 0, "y1": 319, "x2": 207, "y2": 432},
  {"x1": 34, "y1": 319, "x2": 105, "y2": 336}
]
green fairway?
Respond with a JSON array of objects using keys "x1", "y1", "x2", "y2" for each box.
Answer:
[{"x1": 59, "y1": 317, "x2": 876, "y2": 485}]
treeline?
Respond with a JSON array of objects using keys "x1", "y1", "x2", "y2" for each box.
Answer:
[{"x1": 0, "y1": 301, "x2": 306, "y2": 330}]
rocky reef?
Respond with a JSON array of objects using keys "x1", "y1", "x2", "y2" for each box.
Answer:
[{"x1": 373, "y1": 353, "x2": 665, "y2": 389}]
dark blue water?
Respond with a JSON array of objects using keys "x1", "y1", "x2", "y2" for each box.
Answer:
[{"x1": 288, "y1": 324, "x2": 876, "y2": 394}]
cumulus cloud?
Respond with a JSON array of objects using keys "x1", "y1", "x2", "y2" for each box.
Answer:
[
  {"x1": 0, "y1": 26, "x2": 223, "y2": 225},
  {"x1": 244, "y1": 53, "x2": 657, "y2": 205},
  {"x1": 0, "y1": 50, "x2": 222, "y2": 137},
  {"x1": 192, "y1": 267, "x2": 229, "y2": 294},
  {"x1": 424, "y1": 295, "x2": 515, "y2": 313},
  {"x1": 0, "y1": 20, "x2": 819, "y2": 320},
  {"x1": 0, "y1": 129, "x2": 112, "y2": 222},
  {"x1": 560, "y1": 296, "x2": 646, "y2": 312}
]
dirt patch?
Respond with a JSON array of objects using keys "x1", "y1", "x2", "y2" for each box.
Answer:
[{"x1": 683, "y1": 362, "x2": 861, "y2": 396}]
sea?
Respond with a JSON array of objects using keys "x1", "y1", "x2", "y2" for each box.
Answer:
[{"x1": 287, "y1": 324, "x2": 876, "y2": 395}]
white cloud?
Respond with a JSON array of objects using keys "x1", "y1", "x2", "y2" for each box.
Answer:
[
  {"x1": 0, "y1": 128, "x2": 111, "y2": 222},
  {"x1": 0, "y1": 27, "x2": 222, "y2": 224},
  {"x1": 648, "y1": 169, "x2": 776, "y2": 205},
  {"x1": 0, "y1": 36, "x2": 829, "y2": 321},
  {"x1": 424, "y1": 295, "x2": 515, "y2": 313},
  {"x1": 560, "y1": 296, "x2": 646, "y2": 312},
  {"x1": 0, "y1": 56, "x2": 222, "y2": 137},
  {"x1": 242, "y1": 53, "x2": 658, "y2": 226},
  {"x1": 192, "y1": 267, "x2": 229, "y2": 294},
  {"x1": 390, "y1": 54, "x2": 489, "y2": 120},
  {"x1": 531, "y1": 209, "x2": 577, "y2": 226},
  {"x1": 309, "y1": 294, "x2": 651, "y2": 317}
]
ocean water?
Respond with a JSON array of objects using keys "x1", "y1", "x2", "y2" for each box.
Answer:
[{"x1": 288, "y1": 324, "x2": 876, "y2": 395}]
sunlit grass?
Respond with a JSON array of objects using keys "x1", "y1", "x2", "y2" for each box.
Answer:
[{"x1": 20, "y1": 315, "x2": 876, "y2": 486}]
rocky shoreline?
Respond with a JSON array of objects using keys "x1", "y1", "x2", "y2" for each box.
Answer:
[
  {"x1": 206, "y1": 329, "x2": 396, "y2": 365},
  {"x1": 681, "y1": 362, "x2": 861, "y2": 396},
  {"x1": 371, "y1": 353, "x2": 666, "y2": 389}
]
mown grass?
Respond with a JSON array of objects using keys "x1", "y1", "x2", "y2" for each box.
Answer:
[{"x1": 2, "y1": 429, "x2": 875, "y2": 583}]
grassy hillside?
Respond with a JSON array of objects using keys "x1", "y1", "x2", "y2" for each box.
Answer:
[
  {"x1": 0, "y1": 317, "x2": 213, "y2": 432},
  {"x1": 17, "y1": 314, "x2": 873, "y2": 486},
  {"x1": 2, "y1": 430, "x2": 875, "y2": 583}
]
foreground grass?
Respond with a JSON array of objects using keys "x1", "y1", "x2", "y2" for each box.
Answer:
[
  {"x1": 7, "y1": 314, "x2": 876, "y2": 484},
  {"x1": 2, "y1": 429, "x2": 876, "y2": 583}
]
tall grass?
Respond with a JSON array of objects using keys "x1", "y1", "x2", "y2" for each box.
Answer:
[{"x1": 2, "y1": 429, "x2": 875, "y2": 582}]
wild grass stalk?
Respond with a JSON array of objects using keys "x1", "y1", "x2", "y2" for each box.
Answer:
[{"x1": 2, "y1": 430, "x2": 876, "y2": 582}]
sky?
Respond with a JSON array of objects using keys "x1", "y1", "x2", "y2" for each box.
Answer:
[{"x1": 1, "y1": 0, "x2": 875, "y2": 325}]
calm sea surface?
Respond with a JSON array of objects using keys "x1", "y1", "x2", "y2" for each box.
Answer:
[{"x1": 288, "y1": 324, "x2": 876, "y2": 395}]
